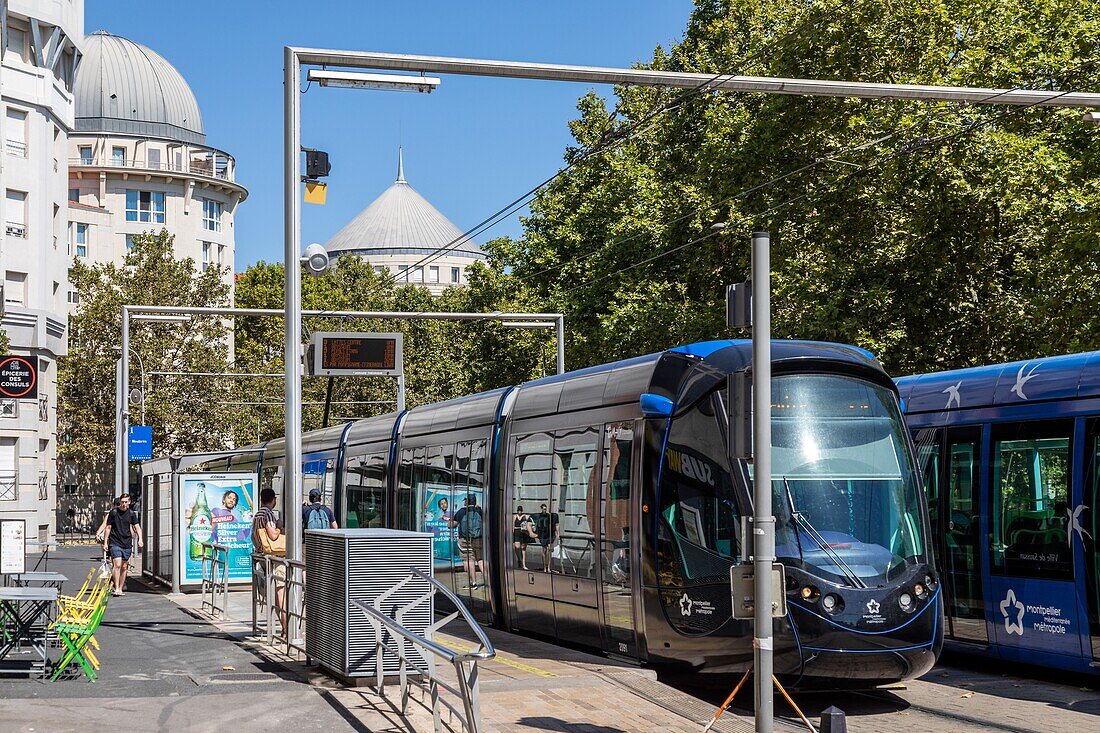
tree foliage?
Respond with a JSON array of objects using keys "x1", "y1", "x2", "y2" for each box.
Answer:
[
  {"x1": 58, "y1": 230, "x2": 233, "y2": 477},
  {"x1": 489, "y1": 0, "x2": 1100, "y2": 374}
]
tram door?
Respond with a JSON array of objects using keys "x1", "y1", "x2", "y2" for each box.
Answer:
[
  {"x1": 1086, "y1": 420, "x2": 1100, "y2": 661},
  {"x1": 916, "y1": 426, "x2": 986, "y2": 643},
  {"x1": 599, "y1": 421, "x2": 638, "y2": 658},
  {"x1": 942, "y1": 428, "x2": 987, "y2": 643}
]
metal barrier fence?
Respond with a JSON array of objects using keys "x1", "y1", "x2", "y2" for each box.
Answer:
[
  {"x1": 199, "y1": 542, "x2": 230, "y2": 619},
  {"x1": 250, "y1": 552, "x2": 307, "y2": 659},
  {"x1": 351, "y1": 567, "x2": 495, "y2": 733}
]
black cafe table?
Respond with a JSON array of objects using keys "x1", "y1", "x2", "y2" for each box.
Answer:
[{"x1": 0, "y1": 586, "x2": 58, "y2": 678}]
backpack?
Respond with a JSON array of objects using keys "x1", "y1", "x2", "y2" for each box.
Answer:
[
  {"x1": 460, "y1": 507, "x2": 483, "y2": 539},
  {"x1": 535, "y1": 513, "x2": 551, "y2": 538},
  {"x1": 306, "y1": 505, "x2": 330, "y2": 530}
]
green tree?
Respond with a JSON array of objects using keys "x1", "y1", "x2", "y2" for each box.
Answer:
[
  {"x1": 58, "y1": 230, "x2": 233, "y2": 492},
  {"x1": 501, "y1": 0, "x2": 1100, "y2": 375}
]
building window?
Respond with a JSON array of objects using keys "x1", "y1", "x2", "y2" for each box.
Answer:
[
  {"x1": 75, "y1": 223, "x2": 88, "y2": 257},
  {"x1": 79, "y1": 146, "x2": 93, "y2": 165},
  {"x1": 202, "y1": 242, "x2": 212, "y2": 272},
  {"x1": 0, "y1": 438, "x2": 16, "y2": 501},
  {"x1": 125, "y1": 190, "x2": 165, "y2": 223},
  {"x1": 125, "y1": 234, "x2": 138, "y2": 252},
  {"x1": 398, "y1": 265, "x2": 409, "y2": 281},
  {"x1": 147, "y1": 147, "x2": 161, "y2": 169},
  {"x1": 68, "y1": 188, "x2": 80, "y2": 203},
  {"x1": 412, "y1": 266, "x2": 424, "y2": 283},
  {"x1": 5, "y1": 108, "x2": 27, "y2": 157},
  {"x1": 374, "y1": 265, "x2": 386, "y2": 275},
  {"x1": 4, "y1": 272, "x2": 26, "y2": 307},
  {"x1": 427, "y1": 266, "x2": 439, "y2": 284},
  {"x1": 202, "y1": 199, "x2": 222, "y2": 232},
  {"x1": 217, "y1": 243, "x2": 225, "y2": 267},
  {"x1": 39, "y1": 395, "x2": 48, "y2": 423},
  {"x1": 5, "y1": 26, "x2": 27, "y2": 63},
  {"x1": 5, "y1": 190, "x2": 27, "y2": 237},
  {"x1": 112, "y1": 146, "x2": 126, "y2": 166},
  {"x1": 451, "y1": 267, "x2": 460, "y2": 283},
  {"x1": 67, "y1": 289, "x2": 80, "y2": 305}
]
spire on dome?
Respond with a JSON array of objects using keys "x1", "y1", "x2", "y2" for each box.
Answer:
[{"x1": 396, "y1": 148, "x2": 406, "y2": 183}]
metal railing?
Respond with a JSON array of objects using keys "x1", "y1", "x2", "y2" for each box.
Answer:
[
  {"x1": 68, "y1": 156, "x2": 235, "y2": 181},
  {"x1": 351, "y1": 567, "x2": 495, "y2": 733},
  {"x1": 200, "y1": 542, "x2": 230, "y2": 619},
  {"x1": 0, "y1": 473, "x2": 16, "y2": 501},
  {"x1": 250, "y1": 552, "x2": 307, "y2": 658}
]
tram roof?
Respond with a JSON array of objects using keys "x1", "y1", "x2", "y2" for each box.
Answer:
[
  {"x1": 511, "y1": 339, "x2": 883, "y2": 420},
  {"x1": 402, "y1": 387, "x2": 512, "y2": 437},
  {"x1": 895, "y1": 350, "x2": 1100, "y2": 413},
  {"x1": 344, "y1": 411, "x2": 402, "y2": 447}
]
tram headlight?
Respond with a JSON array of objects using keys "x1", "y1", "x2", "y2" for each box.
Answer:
[
  {"x1": 914, "y1": 583, "x2": 927, "y2": 599},
  {"x1": 800, "y1": 585, "x2": 820, "y2": 602},
  {"x1": 821, "y1": 594, "x2": 841, "y2": 614},
  {"x1": 899, "y1": 592, "x2": 915, "y2": 612},
  {"x1": 924, "y1": 574, "x2": 936, "y2": 590}
]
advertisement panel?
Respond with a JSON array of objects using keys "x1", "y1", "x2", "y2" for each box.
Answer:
[
  {"x1": 421, "y1": 484, "x2": 484, "y2": 569},
  {"x1": 178, "y1": 473, "x2": 257, "y2": 586}
]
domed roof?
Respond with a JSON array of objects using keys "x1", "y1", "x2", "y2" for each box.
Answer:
[
  {"x1": 325, "y1": 150, "x2": 484, "y2": 260},
  {"x1": 75, "y1": 31, "x2": 204, "y2": 145}
]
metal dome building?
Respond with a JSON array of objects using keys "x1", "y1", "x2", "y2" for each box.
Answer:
[
  {"x1": 67, "y1": 31, "x2": 245, "y2": 293},
  {"x1": 325, "y1": 150, "x2": 485, "y2": 295}
]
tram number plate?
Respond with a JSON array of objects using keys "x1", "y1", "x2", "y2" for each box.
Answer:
[{"x1": 730, "y1": 564, "x2": 786, "y2": 619}]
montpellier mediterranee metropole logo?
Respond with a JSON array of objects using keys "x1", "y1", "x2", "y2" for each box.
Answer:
[{"x1": 1000, "y1": 589, "x2": 1025, "y2": 636}]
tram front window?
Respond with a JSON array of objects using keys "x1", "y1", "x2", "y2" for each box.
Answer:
[{"x1": 771, "y1": 374, "x2": 925, "y2": 586}]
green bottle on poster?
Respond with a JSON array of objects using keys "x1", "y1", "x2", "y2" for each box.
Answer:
[{"x1": 188, "y1": 484, "x2": 213, "y2": 560}]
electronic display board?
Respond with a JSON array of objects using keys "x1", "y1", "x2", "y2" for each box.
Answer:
[{"x1": 310, "y1": 332, "x2": 403, "y2": 376}]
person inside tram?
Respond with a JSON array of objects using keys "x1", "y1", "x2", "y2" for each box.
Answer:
[
  {"x1": 512, "y1": 506, "x2": 536, "y2": 570},
  {"x1": 450, "y1": 494, "x2": 485, "y2": 589}
]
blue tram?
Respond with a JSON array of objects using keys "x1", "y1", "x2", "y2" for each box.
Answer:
[
  {"x1": 896, "y1": 351, "x2": 1100, "y2": 675},
  {"x1": 201, "y1": 340, "x2": 940, "y2": 684}
]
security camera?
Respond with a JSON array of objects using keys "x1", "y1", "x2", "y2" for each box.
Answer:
[{"x1": 302, "y1": 243, "x2": 329, "y2": 277}]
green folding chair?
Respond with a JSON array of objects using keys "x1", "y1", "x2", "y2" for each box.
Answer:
[{"x1": 51, "y1": 593, "x2": 109, "y2": 682}]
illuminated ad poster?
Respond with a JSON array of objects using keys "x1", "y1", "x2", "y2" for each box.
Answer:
[
  {"x1": 178, "y1": 473, "x2": 257, "y2": 586},
  {"x1": 421, "y1": 485, "x2": 484, "y2": 568}
]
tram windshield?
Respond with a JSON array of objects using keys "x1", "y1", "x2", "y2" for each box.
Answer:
[{"x1": 770, "y1": 374, "x2": 925, "y2": 585}]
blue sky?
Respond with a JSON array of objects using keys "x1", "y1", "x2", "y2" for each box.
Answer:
[{"x1": 87, "y1": 1, "x2": 696, "y2": 268}]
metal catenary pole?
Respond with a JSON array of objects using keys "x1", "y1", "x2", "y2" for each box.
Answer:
[
  {"x1": 285, "y1": 45, "x2": 304, "y2": 565},
  {"x1": 751, "y1": 231, "x2": 775, "y2": 732}
]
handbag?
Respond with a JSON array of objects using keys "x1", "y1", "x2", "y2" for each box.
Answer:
[{"x1": 258, "y1": 522, "x2": 287, "y2": 557}]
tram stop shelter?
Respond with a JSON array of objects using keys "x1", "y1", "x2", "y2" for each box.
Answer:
[{"x1": 138, "y1": 451, "x2": 259, "y2": 594}]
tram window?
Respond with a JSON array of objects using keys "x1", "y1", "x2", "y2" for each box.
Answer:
[
  {"x1": 991, "y1": 424, "x2": 1072, "y2": 580},
  {"x1": 421, "y1": 445, "x2": 458, "y2": 569},
  {"x1": 657, "y1": 390, "x2": 741, "y2": 586},
  {"x1": 396, "y1": 448, "x2": 422, "y2": 531},
  {"x1": 554, "y1": 427, "x2": 600, "y2": 579},
  {"x1": 514, "y1": 434, "x2": 553, "y2": 572},
  {"x1": 260, "y1": 463, "x2": 284, "y2": 517},
  {"x1": 344, "y1": 451, "x2": 386, "y2": 528}
]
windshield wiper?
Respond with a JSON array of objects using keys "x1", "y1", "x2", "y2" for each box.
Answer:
[{"x1": 782, "y1": 478, "x2": 867, "y2": 589}]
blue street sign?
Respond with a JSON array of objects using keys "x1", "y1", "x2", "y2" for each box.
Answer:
[{"x1": 128, "y1": 425, "x2": 153, "y2": 461}]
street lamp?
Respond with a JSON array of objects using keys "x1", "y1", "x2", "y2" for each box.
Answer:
[
  {"x1": 301, "y1": 243, "x2": 330, "y2": 277},
  {"x1": 306, "y1": 69, "x2": 440, "y2": 92}
]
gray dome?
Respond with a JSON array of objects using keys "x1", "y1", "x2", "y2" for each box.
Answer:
[
  {"x1": 325, "y1": 151, "x2": 484, "y2": 260},
  {"x1": 75, "y1": 31, "x2": 204, "y2": 145}
]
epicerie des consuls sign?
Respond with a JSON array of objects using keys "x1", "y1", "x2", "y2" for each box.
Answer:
[{"x1": 0, "y1": 356, "x2": 37, "y2": 400}]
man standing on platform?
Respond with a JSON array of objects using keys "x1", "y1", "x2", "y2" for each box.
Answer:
[{"x1": 101, "y1": 493, "x2": 142, "y2": 596}]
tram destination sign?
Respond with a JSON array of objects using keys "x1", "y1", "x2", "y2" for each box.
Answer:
[
  {"x1": 310, "y1": 332, "x2": 403, "y2": 377},
  {"x1": 0, "y1": 355, "x2": 37, "y2": 400}
]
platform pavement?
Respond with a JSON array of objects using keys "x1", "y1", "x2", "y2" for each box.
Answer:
[{"x1": 169, "y1": 582, "x2": 774, "y2": 732}]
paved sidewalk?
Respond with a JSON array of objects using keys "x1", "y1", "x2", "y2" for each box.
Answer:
[
  {"x1": 0, "y1": 546, "x2": 361, "y2": 733},
  {"x1": 172, "y1": 586, "x2": 771, "y2": 732}
]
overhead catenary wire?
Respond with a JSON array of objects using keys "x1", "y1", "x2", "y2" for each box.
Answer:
[
  {"x1": 547, "y1": 57, "x2": 1100, "y2": 293},
  {"x1": 558, "y1": 65, "x2": 1097, "y2": 295},
  {"x1": 369, "y1": 3, "x2": 843, "y2": 289}
]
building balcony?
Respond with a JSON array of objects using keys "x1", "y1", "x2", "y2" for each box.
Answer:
[{"x1": 69, "y1": 151, "x2": 243, "y2": 189}]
